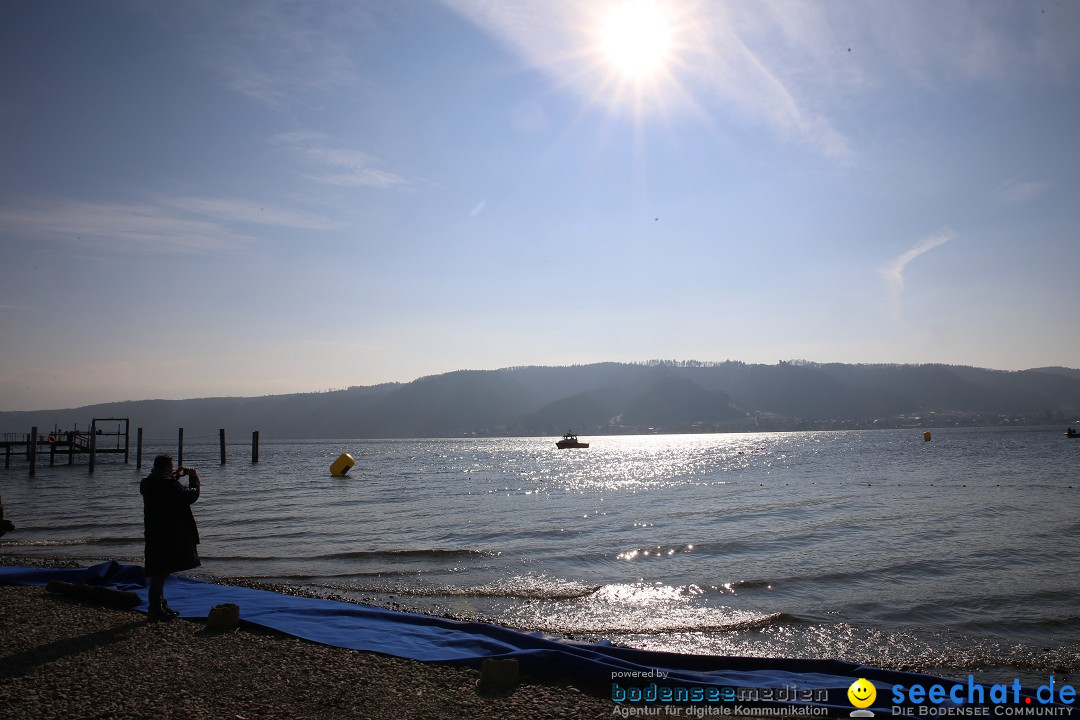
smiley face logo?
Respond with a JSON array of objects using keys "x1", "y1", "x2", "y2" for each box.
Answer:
[{"x1": 848, "y1": 678, "x2": 876, "y2": 709}]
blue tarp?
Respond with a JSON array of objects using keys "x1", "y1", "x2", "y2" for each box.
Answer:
[{"x1": 0, "y1": 562, "x2": 1064, "y2": 717}]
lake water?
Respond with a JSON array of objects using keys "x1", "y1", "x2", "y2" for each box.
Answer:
[{"x1": 2, "y1": 427, "x2": 1077, "y2": 686}]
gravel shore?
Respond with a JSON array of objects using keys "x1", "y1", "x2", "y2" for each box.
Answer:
[{"x1": 0, "y1": 578, "x2": 616, "y2": 719}]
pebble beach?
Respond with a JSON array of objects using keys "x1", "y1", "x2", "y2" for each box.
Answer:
[{"x1": 0, "y1": 559, "x2": 616, "y2": 720}]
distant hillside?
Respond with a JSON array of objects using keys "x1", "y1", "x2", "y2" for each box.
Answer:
[
  {"x1": 2, "y1": 361, "x2": 1079, "y2": 440},
  {"x1": 1031, "y1": 366, "x2": 1080, "y2": 380}
]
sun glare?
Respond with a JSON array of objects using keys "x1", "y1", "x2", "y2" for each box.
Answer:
[{"x1": 600, "y1": 1, "x2": 673, "y2": 81}]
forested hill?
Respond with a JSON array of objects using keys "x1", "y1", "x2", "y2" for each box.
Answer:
[{"x1": 3, "y1": 361, "x2": 1079, "y2": 440}]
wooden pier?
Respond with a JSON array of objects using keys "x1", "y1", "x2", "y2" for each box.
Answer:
[
  {"x1": 2, "y1": 418, "x2": 129, "y2": 475},
  {"x1": 2, "y1": 420, "x2": 260, "y2": 475}
]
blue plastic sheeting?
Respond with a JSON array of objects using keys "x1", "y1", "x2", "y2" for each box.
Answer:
[{"x1": 0, "y1": 562, "x2": 1063, "y2": 717}]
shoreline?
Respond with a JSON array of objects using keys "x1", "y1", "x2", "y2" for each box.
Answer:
[
  {"x1": 5, "y1": 554, "x2": 1070, "y2": 690},
  {"x1": 0, "y1": 556, "x2": 618, "y2": 719},
  {"x1": 0, "y1": 553, "x2": 547, "y2": 635},
  {"x1": 7, "y1": 556, "x2": 1074, "y2": 718}
]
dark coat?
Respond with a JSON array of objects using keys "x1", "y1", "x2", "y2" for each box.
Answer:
[{"x1": 141, "y1": 469, "x2": 201, "y2": 575}]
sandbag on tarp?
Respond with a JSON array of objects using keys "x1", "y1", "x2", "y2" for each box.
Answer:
[{"x1": 0, "y1": 563, "x2": 1055, "y2": 717}]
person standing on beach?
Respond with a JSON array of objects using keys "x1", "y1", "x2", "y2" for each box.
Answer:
[
  {"x1": 0, "y1": 494, "x2": 14, "y2": 538},
  {"x1": 140, "y1": 454, "x2": 201, "y2": 621}
]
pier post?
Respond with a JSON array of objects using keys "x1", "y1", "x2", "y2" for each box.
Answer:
[
  {"x1": 136, "y1": 428, "x2": 143, "y2": 470},
  {"x1": 178, "y1": 428, "x2": 184, "y2": 468},
  {"x1": 49, "y1": 436, "x2": 56, "y2": 466},
  {"x1": 67, "y1": 431, "x2": 74, "y2": 465},
  {"x1": 29, "y1": 427, "x2": 37, "y2": 477},
  {"x1": 89, "y1": 421, "x2": 97, "y2": 474},
  {"x1": 251, "y1": 430, "x2": 259, "y2": 464},
  {"x1": 4, "y1": 445, "x2": 10, "y2": 469},
  {"x1": 219, "y1": 428, "x2": 226, "y2": 465}
]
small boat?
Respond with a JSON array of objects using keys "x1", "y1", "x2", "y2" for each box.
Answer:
[
  {"x1": 1067, "y1": 427, "x2": 1079, "y2": 439},
  {"x1": 556, "y1": 431, "x2": 589, "y2": 449}
]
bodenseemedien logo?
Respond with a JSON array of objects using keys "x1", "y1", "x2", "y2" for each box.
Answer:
[{"x1": 848, "y1": 678, "x2": 877, "y2": 717}]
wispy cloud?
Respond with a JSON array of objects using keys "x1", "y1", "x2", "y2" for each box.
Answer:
[
  {"x1": 274, "y1": 132, "x2": 409, "y2": 189},
  {"x1": 0, "y1": 195, "x2": 337, "y2": 255},
  {"x1": 686, "y1": 3, "x2": 856, "y2": 160},
  {"x1": 145, "y1": 1, "x2": 379, "y2": 107},
  {"x1": 155, "y1": 195, "x2": 340, "y2": 230},
  {"x1": 994, "y1": 176, "x2": 1051, "y2": 206},
  {"x1": 880, "y1": 227, "x2": 957, "y2": 319},
  {"x1": 867, "y1": 2, "x2": 1080, "y2": 89}
]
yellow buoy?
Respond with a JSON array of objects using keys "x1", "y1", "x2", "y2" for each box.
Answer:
[
  {"x1": 330, "y1": 453, "x2": 355, "y2": 477},
  {"x1": 923, "y1": 431, "x2": 932, "y2": 442}
]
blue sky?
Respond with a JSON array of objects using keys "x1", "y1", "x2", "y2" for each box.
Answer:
[{"x1": 2, "y1": 0, "x2": 1078, "y2": 411}]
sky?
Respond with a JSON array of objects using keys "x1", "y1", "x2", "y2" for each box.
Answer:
[{"x1": 2, "y1": 0, "x2": 1078, "y2": 411}]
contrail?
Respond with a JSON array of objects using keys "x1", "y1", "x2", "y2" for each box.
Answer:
[{"x1": 881, "y1": 226, "x2": 957, "y2": 318}]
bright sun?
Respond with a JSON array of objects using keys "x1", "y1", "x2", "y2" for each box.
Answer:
[{"x1": 599, "y1": 1, "x2": 673, "y2": 81}]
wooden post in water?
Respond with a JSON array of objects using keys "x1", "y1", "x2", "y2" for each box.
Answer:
[
  {"x1": 178, "y1": 428, "x2": 184, "y2": 468},
  {"x1": 219, "y1": 428, "x2": 226, "y2": 465},
  {"x1": 4, "y1": 445, "x2": 10, "y2": 469},
  {"x1": 29, "y1": 426, "x2": 37, "y2": 477},
  {"x1": 49, "y1": 436, "x2": 55, "y2": 466},
  {"x1": 89, "y1": 421, "x2": 97, "y2": 474},
  {"x1": 67, "y1": 431, "x2": 74, "y2": 465},
  {"x1": 136, "y1": 428, "x2": 144, "y2": 470},
  {"x1": 251, "y1": 430, "x2": 259, "y2": 464}
]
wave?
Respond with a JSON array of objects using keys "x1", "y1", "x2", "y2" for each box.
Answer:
[
  {"x1": 198, "y1": 548, "x2": 495, "y2": 563},
  {"x1": 310, "y1": 575, "x2": 602, "y2": 601},
  {"x1": 959, "y1": 614, "x2": 1080, "y2": 634},
  {"x1": 318, "y1": 548, "x2": 495, "y2": 561},
  {"x1": 717, "y1": 579, "x2": 776, "y2": 592},
  {"x1": 0, "y1": 536, "x2": 141, "y2": 547},
  {"x1": 520, "y1": 611, "x2": 800, "y2": 638},
  {"x1": 227, "y1": 569, "x2": 423, "y2": 581},
  {"x1": 747, "y1": 557, "x2": 953, "y2": 591},
  {"x1": 616, "y1": 544, "x2": 696, "y2": 561},
  {"x1": 1025, "y1": 615, "x2": 1080, "y2": 630},
  {"x1": 610, "y1": 611, "x2": 798, "y2": 635}
]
